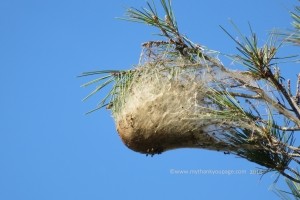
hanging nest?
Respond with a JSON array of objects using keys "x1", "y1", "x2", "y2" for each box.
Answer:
[
  {"x1": 80, "y1": 41, "x2": 295, "y2": 167},
  {"x1": 102, "y1": 42, "x2": 259, "y2": 155}
]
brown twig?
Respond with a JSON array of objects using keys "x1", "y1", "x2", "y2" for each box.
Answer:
[
  {"x1": 296, "y1": 73, "x2": 300, "y2": 105},
  {"x1": 268, "y1": 68, "x2": 300, "y2": 119}
]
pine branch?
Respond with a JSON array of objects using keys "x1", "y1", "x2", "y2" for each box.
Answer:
[{"x1": 80, "y1": 1, "x2": 300, "y2": 192}]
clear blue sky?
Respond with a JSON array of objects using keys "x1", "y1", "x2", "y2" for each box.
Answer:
[{"x1": 0, "y1": 0, "x2": 299, "y2": 199}]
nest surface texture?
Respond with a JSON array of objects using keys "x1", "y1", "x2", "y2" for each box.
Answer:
[{"x1": 113, "y1": 44, "x2": 248, "y2": 155}]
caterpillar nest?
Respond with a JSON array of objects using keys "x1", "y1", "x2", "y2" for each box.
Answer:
[{"x1": 107, "y1": 44, "x2": 256, "y2": 155}]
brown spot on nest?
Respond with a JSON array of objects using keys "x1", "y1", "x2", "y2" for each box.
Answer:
[{"x1": 116, "y1": 117, "x2": 206, "y2": 155}]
